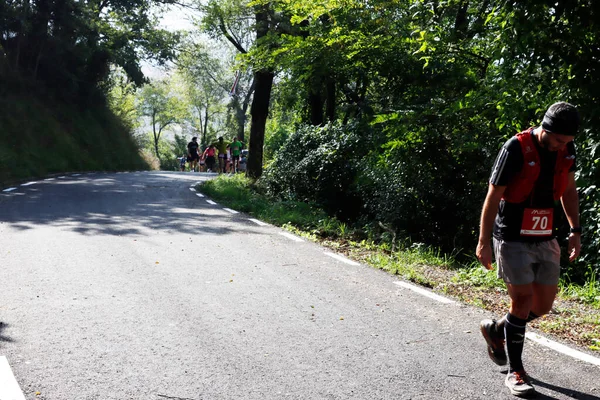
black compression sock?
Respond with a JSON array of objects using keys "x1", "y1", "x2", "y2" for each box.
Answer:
[
  {"x1": 526, "y1": 311, "x2": 540, "y2": 323},
  {"x1": 505, "y1": 312, "x2": 527, "y2": 372}
]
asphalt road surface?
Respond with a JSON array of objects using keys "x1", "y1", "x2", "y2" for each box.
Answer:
[{"x1": 1, "y1": 171, "x2": 599, "y2": 400}]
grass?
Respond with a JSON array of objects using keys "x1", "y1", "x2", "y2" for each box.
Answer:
[
  {"x1": 198, "y1": 174, "x2": 600, "y2": 352},
  {"x1": 0, "y1": 78, "x2": 147, "y2": 187}
]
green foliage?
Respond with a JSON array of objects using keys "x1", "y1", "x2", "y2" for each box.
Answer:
[
  {"x1": 137, "y1": 79, "x2": 187, "y2": 160},
  {"x1": 261, "y1": 122, "x2": 368, "y2": 220},
  {"x1": 199, "y1": 174, "x2": 330, "y2": 228},
  {"x1": 453, "y1": 266, "x2": 507, "y2": 291},
  {"x1": 0, "y1": 81, "x2": 147, "y2": 184},
  {"x1": 0, "y1": 0, "x2": 180, "y2": 102}
]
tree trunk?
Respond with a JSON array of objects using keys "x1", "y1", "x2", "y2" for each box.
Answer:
[
  {"x1": 152, "y1": 111, "x2": 161, "y2": 161},
  {"x1": 246, "y1": 69, "x2": 274, "y2": 179},
  {"x1": 325, "y1": 76, "x2": 336, "y2": 122},
  {"x1": 308, "y1": 90, "x2": 324, "y2": 126},
  {"x1": 246, "y1": 6, "x2": 274, "y2": 179},
  {"x1": 203, "y1": 103, "x2": 209, "y2": 145}
]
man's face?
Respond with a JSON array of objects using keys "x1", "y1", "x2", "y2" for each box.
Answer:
[{"x1": 541, "y1": 130, "x2": 574, "y2": 151}]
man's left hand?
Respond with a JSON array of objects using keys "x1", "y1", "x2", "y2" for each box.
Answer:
[{"x1": 568, "y1": 233, "x2": 581, "y2": 262}]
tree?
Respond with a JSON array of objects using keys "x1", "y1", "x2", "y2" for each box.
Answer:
[
  {"x1": 137, "y1": 80, "x2": 185, "y2": 161},
  {"x1": 201, "y1": 0, "x2": 287, "y2": 179},
  {"x1": 176, "y1": 39, "x2": 230, "y2": 146},
  {"x1": 0, "y1": 0, "x2": 181, "y2": 102}
]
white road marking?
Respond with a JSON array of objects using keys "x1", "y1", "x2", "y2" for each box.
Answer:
[
  {"x1": 526, "y1": 332, "x2": 600, "y2": 367},
  {"x1": 393, "y1": 281, "x2": 455, "y2": 304},
  {"x1": 248, "y1": 219, "x2": 268, "y2": 226},
  {"x1": 278, "y1": 232, "x2": 303, "y2": 242},
  {"x1": 223, "y1": 208, "x2": 239, "y2": 214},
  {"x1": 58, "y1": 176, "x2": 66, "y2": 179},
  {"x1": 20, "y1": 182, "x2": 37, "y2": 186},
  {"x1": 206, "y1": 200, "x2": 217, "y2": 205},
  {"x1": 72, "y1": 174, "x2": 81, "y2": 177},
  {"x1": 189, "y1": 188, "x2": 196, "y2": 192},
  {"x1": 2, "y1": 188, "x2": 17, "y2": 193},
  {"x1": 44, "y1": 178, "x2": 55, "y2": 181},
  {"x1": 0, "y1": 356, "x2": 26, "y2": 400},
  {"x1": 324, "y1": 252, "x2": 360, "y2": 266},
  {"x1": 195, "y1": 193, "x2": 204, "y2": 198}
]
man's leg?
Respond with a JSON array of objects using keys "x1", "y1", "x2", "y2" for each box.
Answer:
[{"x1": 503, "y1": 283, "x2": 536, "y2": 396}]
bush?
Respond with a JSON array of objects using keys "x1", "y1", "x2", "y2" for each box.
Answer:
[{"x1": 261, "y1": 122, "x2": 368, "y2": 220}]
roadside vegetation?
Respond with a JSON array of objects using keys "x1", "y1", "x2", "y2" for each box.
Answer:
[
  {"x1": 200, "y1": 174, "x2": 600, "y2": 353},
  {"x1": 0, "y1": 78, "x2": 148, "y2": 186}
]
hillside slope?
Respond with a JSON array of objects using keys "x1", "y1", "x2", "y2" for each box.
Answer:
[{"x1": 0, "y1": 78, "x2": 147, "y2": 186}]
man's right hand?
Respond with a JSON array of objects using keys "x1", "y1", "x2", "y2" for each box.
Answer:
[{"x1": 476, "y1": 242, "x2": 494, "y2": 270}]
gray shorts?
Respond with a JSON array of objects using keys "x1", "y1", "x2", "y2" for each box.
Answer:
[{"x1": 493, "y1": 238, "x2": 561, "y2": 285}]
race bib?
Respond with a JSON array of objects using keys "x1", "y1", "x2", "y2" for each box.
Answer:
[{"x1": 520, "y1": 208, "x2": 553, "y2": 236}]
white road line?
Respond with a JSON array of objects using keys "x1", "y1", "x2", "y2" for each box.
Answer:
[
  {"x1": 526, "y1": 332, "x2": 600, "y2": 367},
  {"x1": 393, "y1": 281, "x2": 455, "y2": 304},
  {"x1": 324, "y1": 252, "x2": 360, "y2": 266},
  {"x1": 223, "y1": 208, "x2": 239, "y2": 214},
  {"x1": 58, "y1": 176, "x2": 66, "y2": 179},
  {"x1": 2, "y1": 188, "x2": 17, "y2": 193},
  {"x1": 206, "y1": 200, "x2": 217, "y2": 205},
  {"x1": 189, "y1": 188, "x2": 196, "y2": 192},
  {"x1": 278, "y1": 232, "x2": 303, "y2": 242},
  {"x1": 72, "y1": 174, "x2": 81, "y2": 177},
  {"x1": 44, "y1": 178, "x2": 55, "y2": 181},
  {"x1": 248, "y1": 219, "x2": 268, "y2": 226},
  {"x1": 20, "y1": 182, "x2": 37, "y2": 186},
  {"x1": 195, "y1": 193, "x2": 204, "y2": 198},
  {"x1": 0, "y1": 356, "x2": 26, "y2": 400}
]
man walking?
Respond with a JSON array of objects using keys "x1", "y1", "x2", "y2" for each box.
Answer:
[
  {"x1": 476, "y1": 102, "x2": 582, "y2": 397},
  {"x1": 187, "y1": 137, "x2": 200, "y2": 172},
  {"x1": 230, "y1": 136, "x2": 243, "y2": 173},
  {"x1": 215, "y1": 136, "x2": 229, "y2": 174}
]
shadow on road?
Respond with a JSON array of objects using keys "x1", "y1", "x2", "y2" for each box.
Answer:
[
  {"x1": 0, "y1": 172, "x2": 263, "y2": 238},
  {"x1": 532, "y1": 377, "x2": 600, "y2": 400},
  {"x1": 0, "y1": 322, "x2": 14, "y2": 343}
]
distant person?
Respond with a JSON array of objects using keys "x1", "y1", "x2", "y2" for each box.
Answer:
[
  {"x1": 476, "y1": 102, "x2": 582, "y2": 397},
  {"x1": 215, "y1": 136, "x2": 229, "y2": 174},
  {"x1": 238, "y1": 150, "x2": 248, "y2": 172},
  {"x1": 179, "y1": 155, "x2": 186, "y2": 172},
  {"x1": 198, "y1": 144, "x2": 207, "y2": 172},
  {"x1": 202, "y1": 144, "x2": 217, "y2": 173},
  {"x1": 226, "y1": 144, "x2": 232, "y2": 173},
  {"x1": 187, "y1": 137, "x2": 200, "y2": 172},
  {"x1": 230, "y1": 136, "x2": 243, "y2": 173}
]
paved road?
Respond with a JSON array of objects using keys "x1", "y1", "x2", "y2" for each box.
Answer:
[{"x1": 0, "y1": 171, "x2": 599, "y2": 400}]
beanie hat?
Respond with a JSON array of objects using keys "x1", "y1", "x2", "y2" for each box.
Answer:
[{"x1": 541, "y1": 102, "x2": 580, "y2": 136}]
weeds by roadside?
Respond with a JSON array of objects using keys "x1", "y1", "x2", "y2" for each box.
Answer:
[{"x1": 198, "y1": 174, "x2": 600, "y2": 352}]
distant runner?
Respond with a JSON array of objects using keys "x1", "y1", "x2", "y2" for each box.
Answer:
[
  {"x1": 215, "y1": 137, "x2": 229, "y2": 174},
  {"x1": 230, "y1": 136, "x2": 243, "y2": 173},
  {"x1": 187, "y1": 137, "x2": 200, "y2": 172}
]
